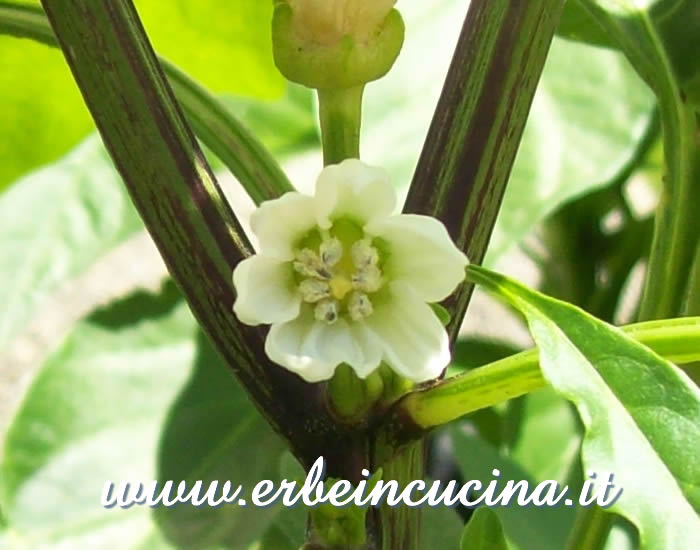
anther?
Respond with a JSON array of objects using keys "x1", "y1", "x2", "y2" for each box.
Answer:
[
  {"x1": 320, "y1": 237, "x2": 343, "y2": 267},
  {"x1": 293, "y1": 249, "x2": 330, "y2": 279},
  {"x1": 348, "y1": 292, "x2": 374, "y2": 321},
  {"x1": 299, "y1": 279, "x2": 331, "y2": 302},
  {"x1": 314, "y1": 299, "x2": 339, "y2": 324},
  {"x1": 351, "y1": 240, "x2": 379, "y2": 269},
  {"x1": 352, "y1": 264, "x2": 382, "y2": 293}
]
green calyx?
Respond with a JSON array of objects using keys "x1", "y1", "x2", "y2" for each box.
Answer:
[{"x1": 272, "y1": 2, "x2": 405, "y2": 90}]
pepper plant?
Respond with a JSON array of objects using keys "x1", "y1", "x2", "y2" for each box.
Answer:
[{"x1": 0, "y1": 1, "x2": 698, "y2": 549}]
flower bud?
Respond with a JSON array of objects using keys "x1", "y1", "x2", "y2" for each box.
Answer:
[{"x1": 272, "y1": 0, "x2": 405, "y2": 89}]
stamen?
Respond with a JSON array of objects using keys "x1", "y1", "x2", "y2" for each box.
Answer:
[
  {"x1": 314, "y1": 299, "x2": 339, "y2": 324},
  {"x1": 352, "y1": 264, "x2": 382, "y2": 293},
  {"x1": 293, "y1": 248, "x2": 330, "y2": 279},
  {"x1": 348, "y1": 292, "x2": 373, "y2": 321},
  {"x1": 320, "y1": 237, "x2": 343, "y2": 267},
  {"x1": 351, "y1": 240, "x2": 379, "y2": 269},
  {"x1": 299, "y1": 279, "x2": 331, "y2": 302}
]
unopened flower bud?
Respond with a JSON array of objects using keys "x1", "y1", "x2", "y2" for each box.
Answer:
[{"x1": 272, "y1": 0, "x2": 405, "y2": 89}]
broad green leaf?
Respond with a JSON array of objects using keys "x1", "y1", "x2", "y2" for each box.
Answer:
[
  {"x1": 460, "y1": 507, "x2": 508, "y2": 550},
  {"x1": 486, "y1": 37, "x2": 655, "y2": 262},
  {"x1": 508, "y1": 389, "x2": 582, "y2": 486},
  {"x1": 256, "y1": 503, "x2": 306, "y2": 550},
  {"x1": 0, "y1": 284, "x2": 284, "y2": 550},
  {"x1": 0, "y1": 31, "x2": 94, "y2": 192},
  {"x1": 223, "y1": 84, "x2": 319, "y2": 158},
  {"x1": 566, "y1": 0, "x2": 700, "y2": 107},
  {"x1": 467, "y1": 265, "x2": 700, "y2": 549},
  {"x1": 557, "y1": 0, "x2": 616, "y2": 48},
  {"x1": 0, "y1": 137, "x2": 143, "y2": 344},
  {"x1": 421, "y1": 506, "x2": 464, "y2": 549},
  {"x1": 0, "y1": 284, "x2": 188, "y2": 549},
  {"x1": 362, "y1": 1, "x2": 655, "y2": 264},
  {"x1": 451, "y1": 429, "x2": 575, "y2": 550},
  {"x1": 0, "y1": 0, "x2": 282, "y2": 190},
  {"x1": 0, "y1": 136, "x2": 142, "y2": 348},
  {"x1": 153, "y1": 331, "x2": 285, "y2": 550}
]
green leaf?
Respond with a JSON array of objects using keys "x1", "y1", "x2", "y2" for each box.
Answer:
[
  {"x1": 507, "y1": 389, "x2": 582, "y2": 486},
  {"x1": 223, "y1": 84, "x2": 319, "y2": 158},
  {"x1": 0, "y1": 284, "x2": 188, "y2": 548},
  {"x1": 460, "y1": 507, "x2": 508, "y2": 550},
  {"x1": 0, "y1": 0, "x2": 282, "y2": 191},
  {"x1": 421, "y1": 506, "x2": 465, "y2": 549},
  {"x1": 153, "y1": 331, "x2": 286, "y2": 550},
  {"x1": 0, "y1": 26, "x2": 94, "y2": 192},
  {"x1": 0, "y1": 136, "x2": 142, "y2": 348},
  {"x1": 556, "y1": 0, "x2": 616, "y2": 48},
  {"x1": 486, "y1": 37, "x2": 655, "y2": 262},
  {"x1": 467, "y1": 265, "x2": 700, "y2": 549},
  {"x1": 362, "y1": 2, "x2": 654, "y2": 263},
  {"x1": 451, "y1": 429, "x2": 575, "y2": 550},
  {"x1": 1, "y1": 283, "x2": 284, "y2": 549}
]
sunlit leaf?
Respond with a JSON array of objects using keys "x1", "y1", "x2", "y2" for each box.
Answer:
[
  {"x1": 0, "y1": 136, "x2": 142, "y2": 348},
  {"x1": 361, "y1": 1, "x2": 655, "y2": 264},
  {"x1": 451, "y1": 429, "x2": 575, "y2": 550},
  {"x1": 0, "y1": 0, "x2": 282, "y2": 190},
  {"x1": 468, "y1": 265, "x2": 700, "y2": 549},
  {"x1": 460, "y1": 507, "x2": 508, "y2": 550},
  {"x1": 0, "y1": 284, "x2": 284, "y2": 550}
]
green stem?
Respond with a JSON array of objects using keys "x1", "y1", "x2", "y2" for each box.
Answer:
[
  {"x1": 38, "y1": 0, "x2": 340, "y2": 468},
  {"x1": 565, "y1": 506, "x2": 614, "y2": 550},
  {"x1": 397, "y1": 316, "x2": 700, "y2": 432},
  {"x1": 405, "y1": 0, "x2": 566, "y2": 342},
  {"x1": 371, "y1": 440, "x2": 425, "y2": 549},
  {"x1": 318, "y1": 86, "x2": 364, "y2": 165},
  {"x1": 0, "y1": 0, "x2": 292, "y2": 204},
  {"x1": 580, "y1": 1, "x2": 700, "y2": 320}
]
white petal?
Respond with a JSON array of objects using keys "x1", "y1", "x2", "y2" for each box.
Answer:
[
  {"x1": 314, "y1": 159, "x2": 396, "y2": 229},
  {"x1": 265, "y1": 311, "x2": 382, "y2": 382},
  {"x1": 233, "y1": 255, "x2": 301, "y2": 326},
  {"x1": 367, "y1": 214, "x2": 467, "y2": 302},
  {"x1": 250, "y1": 192, "x2": 317, "y2": 260},
  {"x1": 367, "y1": 282, "x2": 450, "y2": 382}
]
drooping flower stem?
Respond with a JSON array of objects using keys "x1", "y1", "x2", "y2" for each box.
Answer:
[{"x1": 318, "y1": 86, "x2": 364, "y2": 165}]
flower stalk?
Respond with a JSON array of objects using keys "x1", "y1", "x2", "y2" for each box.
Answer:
[
  {"x1": 318, "y1": 86, "x2": 364, "y2": 165},
  {"x1": 391, "y1": 315, "x2": 700, "y2": 436}
]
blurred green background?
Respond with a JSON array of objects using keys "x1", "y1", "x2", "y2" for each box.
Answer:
[{"x1": 0, "y1": 0, "x2": 670, "y2": 548}]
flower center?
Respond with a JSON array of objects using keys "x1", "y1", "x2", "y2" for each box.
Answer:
[{"x1": 293, "y1": 230, "x2": 383, "y2": 324}]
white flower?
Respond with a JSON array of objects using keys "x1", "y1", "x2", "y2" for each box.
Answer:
[
  {"x1": 287, "y1": 0, "x2": 396, "y2": 45},
  {"x1": 233, "y1": 159, "x2": 468, "y2": 383}
]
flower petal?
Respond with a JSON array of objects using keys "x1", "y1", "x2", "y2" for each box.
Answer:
[
  {"x1": 233, "y1": 255, "x2": 301, "y2": 326},
  {"x1": 367, "y1": 214, "x2": 467, "y2": 302},
  {"x1": 250, "y1": 192, "x2": 317, "y2": 260},
  {"x1": 265, "y1": 310, "x2": 382, "y2": 382},
  {"x1": 366, "y1": 282, "x2": 450, "y2": 382},
  {"x1": 314, "y1": 159, "x2": 396, "y2": 229}
]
